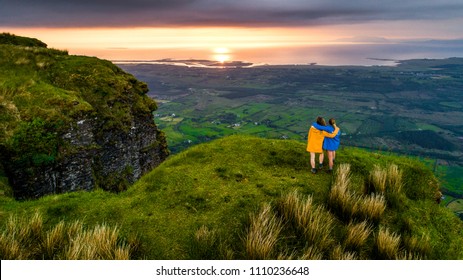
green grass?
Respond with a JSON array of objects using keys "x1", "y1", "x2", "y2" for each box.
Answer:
[
  {"x1": 447, "y1": 200, "x2": 463, "y2": 212},
  {"x1": 0, "y1": 212, "x2": 134, "y2": 259},
  {"x1": 1, "y1": 135, "x2": 462, "y2": 259},
  {"x1": 1, "y1": 37, "x2": 158, "y2": 170},
  {"x1": 437, "y1": 165, "x2": 463, "y2": 196}
]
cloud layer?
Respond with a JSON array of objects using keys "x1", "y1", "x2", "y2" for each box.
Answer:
[{"x1": 2, "y1": 0, "x2": 463, "y2": 27}]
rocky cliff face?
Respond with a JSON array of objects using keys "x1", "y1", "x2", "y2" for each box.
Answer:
[
  {"x1": 0, "y1": 34, "x2": 169, "y2": 199},
  {"x1": 9, "y1": 114, "x2": 168, "y2": 199}
]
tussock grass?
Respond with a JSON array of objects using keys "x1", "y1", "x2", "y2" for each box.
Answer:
[
  {"x1": 345, "y1": 220, "x2": 372, "y2": 250},
  {"x1": 329, "y1": 164, "x2": 386, "y2": 223},
  {"x1": 403, "y1": 234, "x2": 430, "y2": 258},
  {"x1": 43, "y1": 221, "x2": 66, "y2": 258},
  {"x1": 0, "y1": 212, "x2": 133, "y2": 260},
  {"x1": 329, "y1": 164, "x2": 359, "y2": 221},
  {"x1": 331, "y1": 245, "x2": 358, "y2": 260},
  {"x1": 245, "y1": 203, "x2": 283, "y2": 259},
  {"x1": 370, "y1": 165, "x2": 387, "y2": 193},
  {"x1": 333, "y1": 164, "x2": 352, "y2": 190},
  {"x1": 387, "y1": 164, "x2": 403, "y2": 194},
  {"x1": 278, "y1": 189, "x2": 303, "y2": 223},
  {"x1": 278, "y1": 190, "x2": 335, "y2": 252},
  {"x1": 299, "y1": 246, "x2": 323, "y2": 260},
  {"x1": 397, "y1": 250, "x2": 422, "y2": 260},
  {"x1": 358, "y1": 193, "x2": 386, "y2": 222},
  {"x1": 369, "y1": 164, "x2": 403, "y2": 195},
  {"x1": 191, "y1": 225, "x2": 221, "y2": 259},
  {"x1": 195, "y1": 225, "x2": 216, "y2": 248},
  {"x1": 0, "y1": 232, "x2": 22, "y2": 259},
  {"x1": 369, "y1": 164, "x2": 404, "y2": 208},
  {"x1": 65, "y1": 223, "x2": 129, "y2": 260},
  {"x1": 375, "y1": 226, "x2": 401, "y2": 259},
  {"x1": 301, "y1": 205, "x2": 335, "y2": 251}
]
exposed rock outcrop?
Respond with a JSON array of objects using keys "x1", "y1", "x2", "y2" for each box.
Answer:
[
  {"x1": 0, "y1": 34, "x2": 169, "y2": 199},
  {"x1": 8, "y1": 113, "x2": 168, "y2": 199}
]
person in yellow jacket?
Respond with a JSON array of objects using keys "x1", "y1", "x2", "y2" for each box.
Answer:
[{"x1": 306, "y1": 116, "x2": 340, "y2": 174}]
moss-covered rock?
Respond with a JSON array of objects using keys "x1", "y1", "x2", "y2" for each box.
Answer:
[{"x1": 0, "y1": 34, "x2": 168, "y2": 199}]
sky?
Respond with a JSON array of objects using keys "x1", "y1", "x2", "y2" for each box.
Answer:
[{"x1": 1, "y1": 0, "x2": 463, "y2": 65}]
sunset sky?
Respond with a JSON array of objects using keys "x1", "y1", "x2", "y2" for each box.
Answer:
[{"x1": 2, "y1": 0, "x2": 463, "y2": 65}]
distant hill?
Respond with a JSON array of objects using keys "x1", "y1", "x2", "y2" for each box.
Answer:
[
  {"x1": 1, "y1": 135, "x2": 462, "y2": 259},
  {"x1": 0, "y1": 34, "x2": 168, "y2": 199}
]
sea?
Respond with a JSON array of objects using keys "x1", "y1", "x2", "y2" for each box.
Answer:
[{"x1": 111, "y1": 39, "x2": 463, "y2": 67}]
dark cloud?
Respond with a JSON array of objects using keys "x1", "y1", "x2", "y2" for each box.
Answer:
[{"x1": 1, "y1": 0, "x2": 463, "y2": 27}]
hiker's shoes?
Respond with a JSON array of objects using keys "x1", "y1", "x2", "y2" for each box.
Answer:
[
  {"x1": 318, "y1": 163, "x2": 323, "y2": 169},
  {"x1": 311, "y1": 167, "x2": 334, "y2": 174}
]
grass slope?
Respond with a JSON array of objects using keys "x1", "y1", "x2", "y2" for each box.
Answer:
[
  {"x1": 0, "y1": 34, "x2": 157, "y2": 171},
  {"x1": 1, "y1": 135, "x2": 462, "y2": 259}
]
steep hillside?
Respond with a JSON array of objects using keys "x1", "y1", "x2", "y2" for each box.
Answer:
[
  {"x1": 0, "y1": 34, "x2": 168, "y2": 199},
  {"x1": 1, "y1": 136, "x2": 462, "y2": 259}
]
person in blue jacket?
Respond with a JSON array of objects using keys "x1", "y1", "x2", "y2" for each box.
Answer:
[{"x1": 322, "y1": 118, "x2": 341, "y2": 172}]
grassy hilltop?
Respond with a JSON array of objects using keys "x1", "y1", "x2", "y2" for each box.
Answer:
[
  {"x1": 0, "y1": 33, "x2": 155, "y2": 145},
  {"x1": 1, "y1": 135, "x2": 462, "y2": 259}
]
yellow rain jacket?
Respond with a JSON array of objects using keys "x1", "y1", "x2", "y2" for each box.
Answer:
[{"x1": 306, "y1": 126, "x2": 340, "y2": 153}]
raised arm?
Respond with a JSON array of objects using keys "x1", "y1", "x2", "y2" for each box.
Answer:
[
  {"x1": 322, "y1": 126, "x2": 339, "y2": 138},
  {"x1": 312, "y1": 122, "x2": 334, "y2": 133}
]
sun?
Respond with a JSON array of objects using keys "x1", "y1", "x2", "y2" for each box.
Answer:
[{"x1": 212, "y1": 47, "x2": 231, "y2": 63}]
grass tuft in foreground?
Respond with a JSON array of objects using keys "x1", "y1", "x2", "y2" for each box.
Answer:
[
  {"x1": 375, "y1": 226, "x2": 401, "y2": 260},
  {"x1": 0, "y1": 212, "x2": 135, "y2": 260},
  {"x1": 245, "y1": 203, "x2": 283, "y2": 260}
]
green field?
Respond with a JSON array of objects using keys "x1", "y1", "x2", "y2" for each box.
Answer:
[
  {"x1": 436, "y1": 165, "x2": 463, "y2": 197},
  {"x1": 119, "y1": 60, "x2": 463, "y2": 160},
  {"x1": 448, "y1": 200, "x2": 463, "y2": 212}
]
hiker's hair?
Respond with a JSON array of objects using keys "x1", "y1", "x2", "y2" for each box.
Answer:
[
  {"x1": 316, "y1": 116, "x2": 326, "y2": 126},
  {"x1": 329, "y1": 118, "x2": 336, "y2": 126}
]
